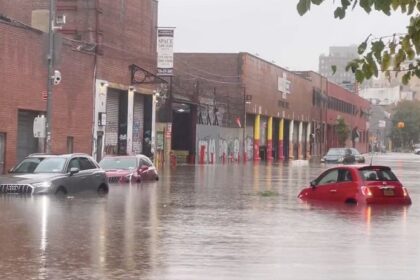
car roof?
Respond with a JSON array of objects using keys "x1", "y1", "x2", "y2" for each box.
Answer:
[
  {"x1": 328, "y1": 164, "x2": 391, "y2": 171},
  {"x1": 27, "y1": 153, "x2": 91, "y2": 158}
]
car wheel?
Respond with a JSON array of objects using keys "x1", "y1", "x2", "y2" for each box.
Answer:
[
  {"x1": 155, "y1": 175, "x2": 159, "y2": 181},
  {"x1": 97, "y1": 184, "x2": 109, "y2": 195},
  {"x1": 345, "y1": 198, "x2": 357, "y2": 204},
  {"x1": 55, "y1": 187, "x2": 67, "y2": 196}
]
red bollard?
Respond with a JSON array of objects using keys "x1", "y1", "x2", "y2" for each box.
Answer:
[{"x1": 199, "y1": 145, "x2": 205, "y2": 165}]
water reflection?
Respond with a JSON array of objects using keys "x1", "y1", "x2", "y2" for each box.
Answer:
[{"x1": 0, "y1": 153, "x2": 419, "y2": 279}]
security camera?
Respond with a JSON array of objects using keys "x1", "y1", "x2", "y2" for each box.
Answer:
[{"x1": 53, "y1": 70, "x2": 61, "y2": 85}]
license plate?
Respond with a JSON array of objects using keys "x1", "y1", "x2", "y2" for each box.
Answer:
[{"x1": 383, "y1": 189, "x2": 395, "y2": 196}]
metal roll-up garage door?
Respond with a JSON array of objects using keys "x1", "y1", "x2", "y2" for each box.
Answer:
[
  {"x1": 133, "y1": 93, "x2": 144, "y2": 154},
  {"x1": 17, "y1": 110, "x2": 39, "y2": 162},
  {"x1": 105, "y1": 90, "x2": 119, "y2": 155},
  {"x1": 260, "y1": 116, "x2": 267, "y2": 146}
]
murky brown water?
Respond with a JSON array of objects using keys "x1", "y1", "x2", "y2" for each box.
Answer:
[{"x1": 0, "y1": 153, "x2": 419, "y2": 280}]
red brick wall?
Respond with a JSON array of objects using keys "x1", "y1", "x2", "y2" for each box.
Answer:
[
  {"x1": 173, "y1": 53, "x2": 243, "y2": 127},
  {"x1": 97, "y1": 0, "x2": 158, "y2": 84},
  {"x1": 0, "y1": 22, "x2": 94, "y2": 170},
  {"x1": 242, "y1": 53, "x2": 313, "y2": 121}
]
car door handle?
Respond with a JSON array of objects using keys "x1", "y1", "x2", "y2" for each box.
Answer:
[{"x1": 330, "y1": 189, "x2": 337, "y2": 193}]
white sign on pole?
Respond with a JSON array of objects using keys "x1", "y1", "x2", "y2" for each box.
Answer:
[
  {"x1": 157, "y1": 28, "x2": 175, "y2": 76},
  {"x1": 378, "y1": 120, "x2": 386, "y2": 128},
  {"x1": 33, "y1": 115, "x2": 46, "y2": 138}
]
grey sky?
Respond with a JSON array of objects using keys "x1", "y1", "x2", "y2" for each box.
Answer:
[{"x1": 158, "y1": 0, "x2": 408, "y2": 71}]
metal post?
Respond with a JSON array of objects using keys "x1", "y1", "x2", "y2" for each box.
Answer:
[
  {"x1": 46, "y1": 0, "x2": 56, "y2": 154},
  {"x1": 243, "y1": 87, "x2": 247, "y2": 163}
]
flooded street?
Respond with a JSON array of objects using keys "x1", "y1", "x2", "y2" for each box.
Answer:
[{"x1": 1, "y1": 153, "x2": 420, "y2": 280}]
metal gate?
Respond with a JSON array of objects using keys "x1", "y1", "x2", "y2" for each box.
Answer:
[
  {"x1": 17, "y1": 110, "x2": 39, "y2": 162},
  {"x1": 105, "y1": 90, "x2": 119, "y2": 155},
  {"x1": 0, "y1": 133, "x2": 5, "y2": 175},
  {"x1": 133, "y1": 93, "x2": 144, "y2": 154}
]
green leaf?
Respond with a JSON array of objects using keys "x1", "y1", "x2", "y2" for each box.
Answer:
[
  {"x1": 331, "y1": 65, "x2": 337, "y2": 74},
  {"x1": 358, "y1": 41, "x2": 368, "y2": 54},
  {"x1": 311, "y1": 0, "x2": 324, "y2": 5},
  {"x1": 297, "y1": 0, "x2": 311, "y2": 16},
  {"x1": 381, "y1": 51, "x2": 391, "y2": 70},
  {"x1": 371, "y1": 40, "x2": 385, "y2": 61},
  {"x1": 341, "y1": 0, "x2": 351, "y2": 8},
  {"x1": 402, "y1": 72, "x2": 411, "y2": 85},
  {"x1": 355, "y1": 70, "x2": 365, "y2": 83},
  {"x1": 360, "y1": 0, "x2": 372, "y2": 13},
  {"x1": 334, "y1": 7, "x2": 346, "y2": 19}
]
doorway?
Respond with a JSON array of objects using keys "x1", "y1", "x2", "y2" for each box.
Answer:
[{"x1": 17, "y1": 110, "x2": 40, "y2": 162}]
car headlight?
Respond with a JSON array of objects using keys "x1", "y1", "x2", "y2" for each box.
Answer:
[
  {"x1": 32, "y1": 181, "x2": 52, "y2": 188},
  {"x1": 320, "y1": 158, "x2": 325, "y2": 162},
  {"x1": 337, "y1": 157, "x2": 344, "y2": 162}
]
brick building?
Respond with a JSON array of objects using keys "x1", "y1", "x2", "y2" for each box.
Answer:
[
  {"x1": 0, "y1": 0, "x2": 160, "y2": 173},
  {"x1": 165, "y1": 53, "x2": 370, "y2": 164}
]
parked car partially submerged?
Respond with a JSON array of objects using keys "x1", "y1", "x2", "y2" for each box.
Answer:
[
  {"x1": 298, "y1": 165, "x2": 411, "y2": 205},
  {"x1": 413, "y1": 143, "x2": 420, "y2": 155},
  {"x1": 99, "y1": 155, "x2": 159, "y2": 183},
  {"x1": 0, "y1": 154, "x2": 108, "y2": 195},
  {"x1": 321, "y1": 148, "x2": 365, "y2": 164}
]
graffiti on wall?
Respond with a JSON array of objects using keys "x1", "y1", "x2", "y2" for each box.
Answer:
[{"x1": 198, "y1": 135, "x2": 242, "y2": 164}]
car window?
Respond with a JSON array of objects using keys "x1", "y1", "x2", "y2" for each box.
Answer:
[
  {"x1": 79, "y1": 157, "x2": 97, "y2": 170},
  {"x1": 67, "y1": 158, "x2": 81, "y2": 171},
  {"x1": 326, "y1": 149, "x2": 344, "y2": 156},
  {"x1": 12, "y1": 157, "x2": 44, "y2": 173},
  {"x1": 359, "y1": 168, "x2": 398, "y2": 181},
  {"x1": 317, "y1": 169, "x2": 339, "y2": 185},
  {"x1": 142, "y1": 157, "x2": 153, "y2": 167},
  {"x1": 99, "y1": 157, "x2": 137, "y2": 170},
  {"x1": 350, "y1": 148, "x2": 360, "y2": 155},
  {"x1": 337, "y1": 169, "x2": 353, "y2": 182},
  {"x1": 34, "y1": 157, "x2": 67, "y2": 173}
]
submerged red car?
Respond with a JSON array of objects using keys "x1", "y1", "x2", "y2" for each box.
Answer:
[
  {"x1": 99, "y1": 155, "x2": 159, "y2": 183},
  {"x1": 298, "y1": 165, "x2": 411, "y2": 205}
]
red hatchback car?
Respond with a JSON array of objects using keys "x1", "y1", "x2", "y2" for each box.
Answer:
[{"x1": 298, "y1": 165, "x2": 411, "y2": 205}]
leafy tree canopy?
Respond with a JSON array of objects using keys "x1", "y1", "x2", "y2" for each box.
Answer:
[
  {"x1": 297, "y1": 0, "x2": 420, "y2": 84},
  {"x1": 336, "y1": 117, "x2": 349, "y2": 147},
  {"x1": 390, "y1": 100, "x2": 420, "y2": 148}
]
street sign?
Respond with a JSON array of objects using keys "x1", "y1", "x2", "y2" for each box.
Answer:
[{"x1": 378, "y1": 120, "x2": 386, "y2": 128}]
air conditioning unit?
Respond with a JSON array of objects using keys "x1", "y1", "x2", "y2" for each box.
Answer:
[{"x1": 56, "y1": 15, "x2": 66, "y2": 25}]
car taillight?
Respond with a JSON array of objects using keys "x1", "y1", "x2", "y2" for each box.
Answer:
[
  {"x1": 403, "y1": 187, "x2": 409, "y2": 197},
  {"x1": 361, "y1": 186, "x2": 372, "y2": 197}
]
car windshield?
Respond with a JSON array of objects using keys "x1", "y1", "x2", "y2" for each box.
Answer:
[
  {"x1": 11, "y1": 157, "x2": 45, "y2": 173},
  {"x1": 99, "y1": 157, "x2": 137, "y2": 170},
  {"x1": 326, "y1": 148, "x2": 345, "y2": 156},
  {"x1": 33, "y1": 157, "x2": 67, "y2": 173},
  {"x1": 359, "y1": 168, "x2": 398, "y2": 181}
]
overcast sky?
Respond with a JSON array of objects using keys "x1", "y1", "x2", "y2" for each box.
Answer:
[{"x1": 158, "y1": 0, "x2": 408, "y2": 71}]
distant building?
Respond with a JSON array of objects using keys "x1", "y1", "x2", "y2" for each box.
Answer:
[
  {"x1": 319, "y1": 46, "x2": 358, "y2": 93},
  {"x1": 359, "y1": 86, "x2": 414, "y2": 106}
]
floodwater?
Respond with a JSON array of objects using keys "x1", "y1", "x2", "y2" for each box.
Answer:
[{"x1": 0, "y1": 153, "x2": 420, "y2": 280}]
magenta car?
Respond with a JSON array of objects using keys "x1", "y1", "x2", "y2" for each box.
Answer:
[{"x1": 99, "y1": 155, "x2": 159, "y2": 183}]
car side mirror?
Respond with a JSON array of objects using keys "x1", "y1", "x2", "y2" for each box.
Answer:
[
  {"x1": 8, "y1": 168, "x2": 14, "y2": 173},
  {"x1": 69, "y1": 167, "x2": 80, "y2": 176},
  {"x1": 139, "y1": 165, "x2": 148, "y2": 172},
  {"x1": 310, "y1": 180, "x2": 317, "y2": 188}
]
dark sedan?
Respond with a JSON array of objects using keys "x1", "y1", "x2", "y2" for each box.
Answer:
[{"x1": 320, "y1": 148, "x2": 365, "y2": 164}]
